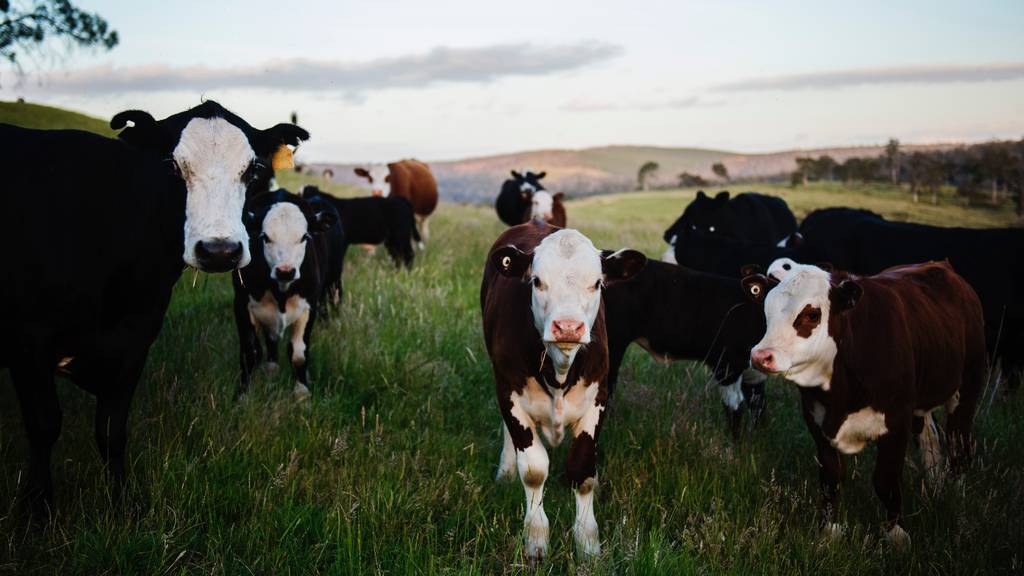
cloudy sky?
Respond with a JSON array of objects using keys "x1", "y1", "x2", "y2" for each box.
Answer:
[{"x1": 3, "y1": 0, "x2": 1023, "y2": 162}]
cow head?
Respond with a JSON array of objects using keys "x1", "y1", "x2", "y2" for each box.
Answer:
[
  {"x1": 663, "y1": 190, "x2": 738, "y2": 246},
  {"x1": 111, "y1": 101, "x2": 309, "y2": 273},
  {"x1": 245, "y1": 191, "x2": 336, "y2": 292},
  {"x1": 354, "y1": 164, "x2": 391, "y2": 197},
  {"x1": 529, "y1": 191, "x2": 564, "y2": 223},
  {"x1": 748, "y1": 264, "x2": 862, "y2": 388},
  {"x1": 492, "y1": 229, "x2": 646, "y2": 383},
  {"x1": 511, "y1": 168, "x2": 546, "y2": 195}
]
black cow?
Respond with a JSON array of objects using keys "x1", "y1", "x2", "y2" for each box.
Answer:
[
  {"x1": 302, "y1": 185, "x2": 420, "y2": 268},
  {"x1": 496, "y1": 169, "x2": 547, "y2": 226},
  {"x1": 603, "y1": 259, "x2": 768, "y2": 434},
  {"x1": 666, "y1": 191, "x2": 797, "y2": 270},
  {"x1": 0, "y1": 101, "x2": 309, "y2": 513},
  {"x1": 233, "y1": 189, "x2": 341, "y2": 399}
]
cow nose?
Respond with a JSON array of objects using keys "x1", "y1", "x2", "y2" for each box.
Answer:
[
  {"x1": 552, "y1": 319, "x2": 585, "y2": 342},
  {"x1": 751, "y1": 348, "x2": 776, "y2": 372},
  {"x1": 274, "y1": 266, "x2": 296, "y2": 282},
  {"x1": 371, "y1": 189, "x2": 383, "y2": 197},
  {"x1": 194, "y1": 239, "x2": 244, "y2": 272}
]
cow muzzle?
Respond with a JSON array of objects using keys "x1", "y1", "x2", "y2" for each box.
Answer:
[
  {"x1": 751, "y1": 347, "x2": 779, "y2": 373},
  {"x1": 194, "y1": 238, "x2": 245, "y2": 272},
  {"x1": 551, "y1": 319, "x2": 585, "y2": 344}
]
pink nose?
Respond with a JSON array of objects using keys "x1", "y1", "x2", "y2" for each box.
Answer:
[
  {"x1": 751, "y1": 348, "x2": 776, "y2": 372},
  {"x1": 371, "y1": 189, "x2": 383, "y2": 197},
  {"x1": 552, "y1": 319, "x2": 585, "y2": 342}
]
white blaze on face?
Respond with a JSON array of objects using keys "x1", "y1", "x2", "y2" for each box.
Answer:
[
  {"x1": 751, "y1": 265, "x2": 837, "y2": 388},
  {"x1": 530, "y1": 190, "x2": 555, "y2": 222},
  {"x1": 529, "y1": 229, "x2": 604, "y2": 383},
  {"x1": 360, "y1": 163, "x2": 391, "y2": 197},
  {"x1": 519, "y1": 168, "x2": 538, "y2": 192},
  {"x1": 261, "y1": 203, "x2": 309, "y2": 291},
  {"x1": 767, "y1": 257, "x2": 799, "y2": 281},
  {"x1": 175, "y1": 117, "x2": 255, "y2": 268}
]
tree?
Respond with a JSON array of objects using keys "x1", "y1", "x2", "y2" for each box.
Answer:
[
  {"x1": 677, "y1": 171, "x2": 707, "y2": 188},
  {"x1": 814, "y1": 155, "x2": 837, "y2": 181},
  {"x1": 885, "y1": 138, "x2": 901, "y2": 185},
  {"x1": 793, "y1": 157, "x2": 816, "y2": 186},
  {"x1": 711, "y1": 162, "x2": 729, "y2": 182},
  {"x1": 0, "y1": 0, "x2": 118, "y2": 68},
  {"x1": 637, "y1": 161, "x2": 659, "y2": 190}
]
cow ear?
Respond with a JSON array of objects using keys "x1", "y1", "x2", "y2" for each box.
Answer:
[
  {"x1": 553, "y1": 192, "x2": 565, "y2": 201},
  {"x1": 260, "y1": 123, "x2": 309, "y2": 148},
  {"x1": 510, "y1": 170, "x2": 522, "y2": 179},
  {"x1": 602, "y1": 249, "x2": 647, "y2": 286},
  {"x1": 740, "y1": 264, "x2": 763, "y2": 277},
  {"x1": 831, "y1": 279, "x2": 862, "y2": 312},
  {"x1": 696, "y1": 190, "x2": 707, "y2": 199},
  {"x1": 492, "y1": 245, "x2": 532, "y2": 278},
  {"x1": 111, "y1": 109, "x2": 156, "y2": 131},
  {"x1": 742, "y1": 274, "x2": 770, "y2": 301},
  {"x1": 715, "y1": 191, "x2": 730, "y2": 202},
  {"x1": 111, "y1": 109, "x2": 169, "y2": 151},
  {"x1": 535, "y1": 171, "x2": 546, "y2": 180},
  {"x1": 312, "y1": 209, "x2": 337, "y2": 233},
  {"x1": 354, "y1": 167, "x2": 369, "y2": 178}
]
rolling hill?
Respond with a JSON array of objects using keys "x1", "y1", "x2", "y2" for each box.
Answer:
[{"x1": 0, "y1": 100, "x2": 115, "y2": 136}]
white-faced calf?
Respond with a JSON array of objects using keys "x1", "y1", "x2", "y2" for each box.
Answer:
[
  {"x1": 233, "y1": 190, "x2": 341, "y2": 400},
  {"x1": 745, "y1": 260, "x2": 986, "y2": 545},
  {"x1": 481, "y1": 221, "x2": 645, "y2": 564}
]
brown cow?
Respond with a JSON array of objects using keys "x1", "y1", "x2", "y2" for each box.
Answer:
[
  {"x1": 354, "y1": 159, "x2": 438, "y2": 244},
  {"x1": 481, "y1": 221, "x2": 645, "y2": 563},
  {"x1": 528, "y1": 190, "x2": 567, "y2": 228},
  {"x1": 745, "y1": 260, "x2": 986, "y2": 546}
]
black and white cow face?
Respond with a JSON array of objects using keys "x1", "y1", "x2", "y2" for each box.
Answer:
[
  {"x1": 354, "y1": 164, "x2": 391, "y2": 197},
  {"x1": 749, "y1": 264, "x2": 861, "y2": 388},
  {"x1": 493, "y1": 229, "x2": 645, "y2": 383},
  {"x1": 260, "y1": 203, "x2": 311, "y2": 292},
  {"x1": 511, "y1": 168, "x2": 547, "y2": 195},
  {"x1": 530, "y1": 190, "x2": 555, "y2": 222},
  {"x1": 111, "y1": 101, "x2": 309, "y2": 273},
  {"x1": 663, "y1": 190, "x2": 737, "y2": 246}
]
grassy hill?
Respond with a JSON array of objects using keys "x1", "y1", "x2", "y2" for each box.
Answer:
[
  {"x1": 0, "y1": 100, "x2": 115, "y2": 136},
  {"x1": 2, "y1": 172, "x2": 1021, "y2": 574}
]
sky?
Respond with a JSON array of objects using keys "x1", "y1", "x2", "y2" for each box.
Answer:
[{"x1": 3, "y1": 0, "x2": 1023, "y2": 162}]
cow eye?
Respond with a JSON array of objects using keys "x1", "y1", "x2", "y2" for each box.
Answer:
[
  {"x1": 708, "y1": 226, "x2": 716, "y2": 233},
  {"x1": 531, "y1": 276, "x2": 545, "y2": 290},
  {"x1": 302, "y1": 233, "x2": 312, "y2": 242},
  {"x1": 690, "y1": 224, "x2": 697, "y2": 231},
  {"x1": 592, "y1": 279, "x2": 603, "y2": 291},
  {"x1": 808, "y1": 310, "x2": 821, "y2": 322},
  {"x1": 259, "y1": 232, "x2": 270, "y2": 243}
]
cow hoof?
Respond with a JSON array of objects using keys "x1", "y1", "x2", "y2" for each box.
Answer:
[
  {"x1": 524, "y1": 517, "x2": 549, "y2": 566},
  {"x1": 293, "y1": 383, "x2": 311, "y2": 402},
  {"x1": 821, "y1": 522, "x2": 845, "y2": 541},
  {"x1": 573, "y1": 521, "x2": 601, "y2": 558},
  {"x1": 417, "y1": 241, "x2": 425, "y2": 251},
  {"x1": 263, "y1": 362, "x2": 279, "y2": 375},
  {"x1": 885, "y1": 524, "x2": 911, "y2": 548},
  {"x1": 496, "y1": 464, "x2": 517, "y2": 482}
]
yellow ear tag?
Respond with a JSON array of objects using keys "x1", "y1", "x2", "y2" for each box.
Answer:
[{"x1": 272, "y1": 144, "x2": 294, "y2": 170}]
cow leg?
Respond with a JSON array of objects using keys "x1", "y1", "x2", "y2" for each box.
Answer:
[
  {"x1": 500, "y1": 396, "x2": 549, "y2": 563},
  {"x1": 914, "y1": 412, "x2": 944, "y2": 484},
  {"x1": 741, "y1": 369, "x2": 768, "y2": 427},
  {"x1": 947, "y1": 364, "x2": 984, "y2": 475},
  {"x1": 416, "y1": 214, "x2": 429, "y2": 246},
  {"x1": 10, "y1": 358, "x2": 61, "y2": 517},
  {"x1": 235, "y1": 295, "x2": 260, "y2": 397},
  {"x1": 496, "y1": 422, "x2": 517, "y2": 481},
  {"x1": 94, "y1": 354, "x2": 146, "y2": 503},
  {"x1": 288, "y1": 304, "x2": 313, "y2": 401},
  {"x1": 263, "y1": 329, "x2": 280, "y2": 374},
  {"x1": 800, "y1": 392, "x2": 843, "y2": 534},
  {"x1": 873, "y1": 422, "x2": 910, "y2": 547},
  {"x1": 566, "y1": 398, "x2": 605, "y2": 559},
  {"x1": 719, "y1": 375, "x2": 746, "y2": 437}
]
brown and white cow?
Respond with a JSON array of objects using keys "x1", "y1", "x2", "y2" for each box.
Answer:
[
  {"x1": 481, "y1": 221, "x2": 645, "y2": 563},
  {"x1": 745, "y1": 260, "x2": 986, "y2": 546},
  {"x1": 354, "y1": 159, "x2": 438, "y2": 244},
  {"x1": 529, "y1": 189, "x2": 567, "y2": 228}
]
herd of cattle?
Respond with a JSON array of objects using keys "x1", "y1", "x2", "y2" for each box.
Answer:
[{"x1": 0, "y1": 102, "x2": 1020, "y2": 564}]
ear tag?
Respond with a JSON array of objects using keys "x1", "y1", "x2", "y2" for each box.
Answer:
[
  {"x1": 272, "y1": 144, "x2": 294, "y2": 170},
  {"x1": 750, "y1": 284, "x2": 762, "y2": 297},
  {"x1": 502, "y1": 256, "x2": 511, "y2": 270}
]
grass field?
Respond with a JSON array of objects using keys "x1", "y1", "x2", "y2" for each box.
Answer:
[{"x1": 1, "y1": 176, "x2": 1022, "y2": 575}]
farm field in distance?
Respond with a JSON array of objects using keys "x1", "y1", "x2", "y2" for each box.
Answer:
[{"x1": 2, "y1": 171, "x2": 1022, "y2": 574}]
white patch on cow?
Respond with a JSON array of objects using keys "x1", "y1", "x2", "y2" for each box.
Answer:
[
  {"x1": 509, "y1": 392, "x2": 550, "y2": 562},
  {"x1": 660, "y1": 244, "x2": 677, "y2": 264},
  {"x1": 831, "y1": 407, "x2": 888, "y2": 454},
  {"x1": 752, "y1": 265, "x2": 837, "y2": 388},
  {"x1": 822, "y1": 522, "x2": 845, "y2": 541},
  {"x1": 917, "y1": 412, "x2": 945, "y2": 483},
  {"x1": 720, "y1": 376, "x2": 745, "y2": 411},
  {"x1": 573, "y1": 477, "x2": 600, "y2": 557},
  {"x1": 811, "y1": 401, "x2": 827, "y2": 427},
  {"x1": 261, "y1": 203, "x2": 309, "y2": 292},
  {"x1": 293, "y1": 382, "x2": 311, "y2": 401},
  {"x1": 529, "y1": 229, "x2": 604, "y2": 383},
  {"x1": 416, "y1": 213, "x2": 430, "y2": 243},
  {"x1": 530, "y1": 190, "x2": 555, "y2": 222},
  {"x1": 247, "y1": 292, "x2": 310, "y2": 345},
  {"x1": 288, "y1": 295, "x2": 310, "y2": 365},
  {"x1": 767, "y1": 257, "x2": 799, "y2": 282},
  {"x1": 886, "y1": 524, "x2": 911, "y2": 548},
  {"x1": 497, "y1": 422, "x2": 517, "y2": 481},
  {"x1": 946, "y1": 390, "x2": 960, "y2": 415},
  {"x1": 358, "y1": 163, "x2": 391, "y2": 197},
  {"x1": 175, "y1": 117, "x2": 254, "y2": 269}
]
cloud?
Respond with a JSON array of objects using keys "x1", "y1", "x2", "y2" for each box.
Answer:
[
  {"x1": 561, "y1": 95, "x2": 723, "y2": 112},
  {"x1": 714, "y1": 62, "x2": 1024, "y2": 92},
  {"x1": 24, "y1": 42, "x2": 622, "y2": 99}
]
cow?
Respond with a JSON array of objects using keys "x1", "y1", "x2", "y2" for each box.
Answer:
[
  {"x1": 233, "y1": 189, "x2": 342, "y2": 400},
  {"x1": 481, "y1": 221, "x2": 645, "y2": 563},
  {"x1": 495, "y1": 169, "x2": 567, "y2": 228},
  {"x1": 745, "y1": 261, "x2": 986, "y2": 545},
  {"x1": 353, "y1": 159, "x2": 438, "y2": 244},
  {"x1": 0, "y1": 100, "x2": 309, "y2": 514},
  {"x1": 795, "y1": 208, "x2": 1024, "y2": 390},
  {"x1": 603, "y1": 259, "x2": 768, "y2": 435},
  {"x1": 301, "y1": 185, "x2": 420, "y2": 268},
  {"x1": 665, "y1": 191, "x2": 797, "y2": 271}
]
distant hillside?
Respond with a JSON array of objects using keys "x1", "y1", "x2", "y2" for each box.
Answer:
[
  {"x1": 308, "y1": 143, "x2": 956, "y2": 204},
  {"x1": 0, "y1": 100, "x2": 115, "y2": 136}
]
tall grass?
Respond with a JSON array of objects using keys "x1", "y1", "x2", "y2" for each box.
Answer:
[{"x1": 1, "y1": 181, "x2": 1021, "y2": 574}]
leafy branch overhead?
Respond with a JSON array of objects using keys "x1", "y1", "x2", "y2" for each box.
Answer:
[{"x1": 0, "y1": 0, "x2": 118, "y2": 65}]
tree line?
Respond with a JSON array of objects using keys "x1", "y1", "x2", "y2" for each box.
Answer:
[{"x1": 791, "y1": 138, "x2": 1024, "y2": 215}]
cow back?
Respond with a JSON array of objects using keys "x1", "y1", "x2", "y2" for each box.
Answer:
[{"x1": 389, "y1": 159, "x2": 438, "y2": 217}]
